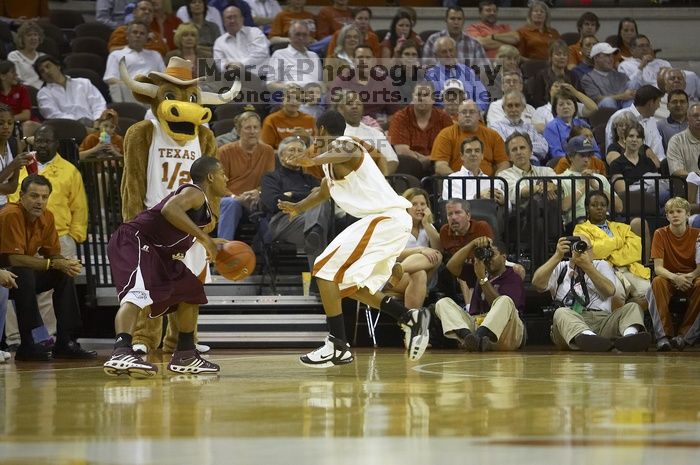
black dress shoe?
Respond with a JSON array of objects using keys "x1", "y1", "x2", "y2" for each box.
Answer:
[
  {"x1": 52, "y1": 341, "x2": 97, "y2": 359},
  {"x1": 15, "y1": 343, "x2": 53, "y2": 361},
  {"x1": 614, "y1": 332, "x2": 652, "y2": 352},
  {"x1": 574, "y1": 334, "x2": 613, "y2": 352}
]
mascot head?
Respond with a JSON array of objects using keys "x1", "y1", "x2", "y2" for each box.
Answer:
[{"x1": 119, "y1": 56, "x2": 241, "y2": 142}]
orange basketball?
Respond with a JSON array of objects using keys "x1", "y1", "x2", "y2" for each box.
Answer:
[{"x1": 215, "y1": 241, "x2": 256, "y2": 281}]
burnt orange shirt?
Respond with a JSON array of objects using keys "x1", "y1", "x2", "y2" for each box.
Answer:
[
  {"x1": 568, "y1": 42, "x2": 583, "y2": 67},
  {"x1": 517, "y1": 25, "x2": 560, "y2": 60},
  {"x1": 218, "y1": 140, "x2": 275, "y2": 195},
  {"x1": 439, "y1": 220, "x2": 494, "y2": 257},
  {"x1": 108, "y1": 25, "x2": 169, "y2": 56},
  {"x1": 79, "y1": 132, "x2": 124, "y2": 155},
  {"x1": 326, "y1": 30, "x2": 380, "y2": 59},
  {"x1": 1, "y1": 0, "x2": 49, "y2": 19},
  {"x1": 316, "y1": 7, "x2": 353, "y2": 39},
  {"x1": 388, "y1": 106, "x2": 453, "y2": 157},
  {"x1": 430, "y1": 123, "x2": 509, "y2": 176},
  {"x1": 651, "y1": 225, "x2": 700, "y2": 274},
  {"x1": 554, "y1": 156, "x2": 607, "y2": 176},
  {"x1": 260, "y1": 110, "x2": 316, "y2": 150},
  {"x1": 0, "y1": 202, "x2": 60, "y2": 258},
  {"x1": 269, "y1": 10, "x2": 318, "y2": 40}
]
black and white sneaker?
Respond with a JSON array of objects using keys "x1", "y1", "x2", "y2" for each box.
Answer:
[
  {"x1": 167, "y1": 349, "x2": 220, "y2": 374},
  {"x1": 104, "y1": 347, "x2": 158, "y2": 378},
  {"x1": 403, "y1": 308, "x2": 431, "y2": 361},
  {"x1": 300, "y1": 335, "x2": 354, "y2": 368}
]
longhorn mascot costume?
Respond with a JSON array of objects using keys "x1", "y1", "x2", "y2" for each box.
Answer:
[{"x1": 119, "y1": 57, "x2": 239, "y2": 354}]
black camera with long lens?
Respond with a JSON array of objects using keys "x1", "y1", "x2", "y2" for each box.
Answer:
[
  {"x1": 565, "y1": 236, "x2": 588, "y2": 257},
  {"x1": 474, "y1": 246, "x2": 495, "y2": 263}
]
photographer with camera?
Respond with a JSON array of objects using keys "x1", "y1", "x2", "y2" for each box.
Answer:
[
  {"x1": 532, "y1": 236, "x2": 651, "y2": 352},
  {"x1": 434, "y1": 236, "x2": 526, "y2": 352}
]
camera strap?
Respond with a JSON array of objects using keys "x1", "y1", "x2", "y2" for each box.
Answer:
[{"x1": 554, "y1": 263, "x2": 590, "y2": 314}]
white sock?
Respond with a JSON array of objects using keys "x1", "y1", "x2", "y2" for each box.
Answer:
[
  {"x1": 582, "y1": 330, "x2": 596, "y2": 336},
  {"x1": 623, "y1": 326, "x2": 639, "y2": 336}
]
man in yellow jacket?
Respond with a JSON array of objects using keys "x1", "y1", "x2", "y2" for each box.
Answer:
[{"x1": 574, "y1": 190, "x2": 650, "y2": 310}]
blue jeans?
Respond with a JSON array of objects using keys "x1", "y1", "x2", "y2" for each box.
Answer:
[{"x1": 218, "y1": 196, "x2": 244, "y2": 241}]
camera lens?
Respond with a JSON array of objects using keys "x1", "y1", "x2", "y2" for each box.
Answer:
[{"x1": 573, "y1": 241, "x2": 588, "y2": 253}]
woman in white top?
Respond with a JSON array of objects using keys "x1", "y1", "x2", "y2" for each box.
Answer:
[
  {"x1": 389, "y1": 188, "x2": 442, "y2": 309},
  {"x1": 7, "y1": 21, "x2": 46, "y2": 90}
]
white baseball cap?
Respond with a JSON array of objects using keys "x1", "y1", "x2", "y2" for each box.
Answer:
[
  {"x1": 590, "y1": 43, "x2": 618, "y2": 58},
  {"x1": 442, "y1": 79, "x2": 465, "y2": 96}
]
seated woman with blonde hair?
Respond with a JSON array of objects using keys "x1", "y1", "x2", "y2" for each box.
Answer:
[{"x1": 166, "y1": 22, "x2": 214, "y2": 74}]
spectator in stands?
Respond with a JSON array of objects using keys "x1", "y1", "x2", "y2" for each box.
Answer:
[
  {"x1": 655, "y1": 68, "x2": 689, "y2": 121},
  {"x1": 0, "y1": 60, "x2": 39, "y2": 137},
  {"x1": 389, "y1": 81, "x2": 452, "y2": 175},
  {"x1": 316, "y1": 0, "x2": 352, "y2": 39},
  {"x1": 336, "y1": 89, "x2": 398, "y2": 174},
  {"x1": 605, "y1": 84, "x2": 665, "y2": 160},
  {"x1": 573, "y1": 190, "x2": 649, "y2": 311},
  {"x1": 618, "y1": 35, "x2": 670, "y2": 89},
  {"x1": 261, "y1": 84, "x2": 315, "y2": 149},
  {"x1": 0, "y1": 172, "x2": 96, "y2": 361},
  {"x1": 441, "y1": 135, "x2": 506, "y2": 205},
  {"x1": 440, "y1": 78, "x2": 464, "y2": 123},
  {"x1": 570, "y1": 34, "x2": 597, "y2": 83},
  {"x1": 213, "y1": 5, "x2": 269, "y2": 75},
  {"x1": 552, "y1": 125, "x2": 606, "y2": 176},
  {"x1": 432, "y1": 100, "x2": 509, "y2": 177},
  {"x1": 666, "y1": 102, "x2": 700, "y2": 177},
  {"x1": 527, "y1": 40, "x2": 579, "y2": 108},
  {"x1": 104, "y1": 21, "x2": 166, "y2": 104},
  {"x1": 247, "y1": 0, "x2": 283, "y2": 27},
  {"x1": 268, "y1": 0, "x2": 317, "y2": 44},
  {"x1": 531, "y1": 235, "x2": 650, "y2": 352},
  {"x1": 149, "y1": 0, "x2": 181, "y2": 50},
  {"x1": 0, "y1": 0, "x2": 49, "y2": 21},
  {"x1": 490, "y1": 90, "x2": 547, "y2": 164},
  {"x1": 326, "y1": 7, "x2": 380, "y2": 60},
  {"x1": 78, "y1": 109, "x2": 124, "y2": 159},
  {"x1": 165, "y1": 23, "x2": 213, "y2": 76},
  {"x1": 175, "y1": 0, "x2": 222, "y2": 48},
  {"x1": 423, "y1": 7, "x2": 487, "y2": 67},
  {"x1": 299, "y1": 82, "x2": 324, "y2": 119},
  {"x1": 467, "y1": 0, "x2": 519, "y2": 60},
  {"x1": 486, "y1": 70, "x2": 536, "y2": 127},
  {"x1": 218, "y1": 111, "x2": 275, "y2": 241},
  {"x1": 532, "y1": 80, "x2": 597, "y2": 134},
  {"x1": 657, "y1": 90, "x2": 689, "y2": 151},
  {"x1": 391, "y1": 188, "x2": 442, "y2": 310},
  {"x1": 96, "y1": 0, "x2": 131, "y2": 28},
  {"x1": 327, "y1": 24, "x2": 360, "y2": 72},
  {"x1": 392, "y1": 40, "x2": 425, "y2": 108},
  {"x1": 648, "y1": 197, "x2": 700, "y2": 351},
  {"x1": 35, "y1": 55, "x2": 107, "y2": 127},
  {"x1": 613, "y1": 17, "x2": 638, "y2": 60},
  {"x1": 558, "y1": 136, "x2": 621, "y2": 227},
  {"x1": 544, "y1": 91, "x2": 597, "y2": 161},
  {"x1": 609, "y1": 122, "x2": 660, "y2": 198},
  {"x1": 425, "y1": 37, "x2": 489, "y2": 112},
  {"x1": 267, "y1": 21, "x2": 322, "y2": 93},
  {"x1": 516, "y1": 0, "x2": 560, "y2": 61},
  {"x1": 435, "y1": 237, "x2": 525, "y2": 352},
  {"x1": 605, "y1": 113, "x2": 651, "y2": 166},
  {"x1": 580, "y1": 43, "x2": 635, "y2": 110},
  {"x1": 490, "y1": 44, "x2": 522, "y2": 100},
  {"x1": 108, "y1": 0, "x2": 168, "y2": 56},
  {"x1": 568, "y1": 12, "x2": 599, "y2": 70},
  {"x1": 7, "y1": 21, "x2": 45, "y2": 90},
  {"x1": 380, "y1": 10, "x2": 422, "y2": 59},
  {"x1": 208, "y1": 0, "x2": 254, "y2": 27},
  {"x1": 260, "y1": 136, "x2": 330, "y2": 271}
]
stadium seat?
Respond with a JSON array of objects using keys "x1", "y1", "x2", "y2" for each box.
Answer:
[
  {"x1": 588, "y1": 107, "x2": 618, "y2": 128},
  {"x1": 107, "y1": 102, "x2": 147, "y2": 121},
  {"x1": 43, "y1": 119, "x2": 88, "y2": 145},
  {"x1": 116, "y1": 117, "x2": 138, "y2": 136},
  {"x1": 386, "y1": 173, "x2": 421, "y2": 195},
  {"x1": 75, "y1": 22, "x2": 115, "y2": 43},
  {"x1": 212, "y1": 118, "x2": 235, "y2": 136},
  {"x1": 50, "y1": 10, "x2": 86, "y2": 30},
  {"x1": 64, "y1": 53, "x2": 107, "y2": 76},
  {"x1": 71, "y1": 37, "x2": 108, "y2": 57},
  {"x1": 560, "y1": 32, "x2": 580, "y2": 46}
]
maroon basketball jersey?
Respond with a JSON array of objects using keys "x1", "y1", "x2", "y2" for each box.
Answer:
[{"x1": 126, "y1": 184, "x2": 212, "y2": 257}]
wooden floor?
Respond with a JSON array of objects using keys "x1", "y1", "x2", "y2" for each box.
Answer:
[{"x1": 2, "y1": 348, "x2": 700, "y2": 465}]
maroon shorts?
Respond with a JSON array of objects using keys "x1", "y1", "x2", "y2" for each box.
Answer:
[{"x1": 107, "y1": 225, "x2": 207, "y2": 317}]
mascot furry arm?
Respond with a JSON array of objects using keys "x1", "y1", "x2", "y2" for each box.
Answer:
[{"x1": 118, "y1": 57, "x2": 240, "y2": 221}]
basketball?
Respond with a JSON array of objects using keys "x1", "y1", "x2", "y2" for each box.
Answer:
[{"x1": 215, "y1": 241, "x2": 256, "y2": 281}]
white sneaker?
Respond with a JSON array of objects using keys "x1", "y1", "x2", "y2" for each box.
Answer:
[
  {"x1": 195, "y1": 343, "x2": 210, "y2": 353},
  {"x1": 300, "y1": 335, "x2": 354, "y2": 368},
  {"x1": 0, "y1": 350, "x2": 10, "y2": 362},
  {"x1": 132, "y1": 343, "x2": 148, "y2": 355},
  {"x1": 403, "y1": 308, "x2": 431, "y2": 361}
]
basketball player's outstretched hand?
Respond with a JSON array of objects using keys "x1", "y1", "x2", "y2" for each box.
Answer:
[
  {"x1": 0, "y1": 269, "x2": 17, "y2": 289},
  {"x1": 202, "y1": 237, "x2": 220, "y2": 262},
  {"x1": 278, "y1": 200, "x2": 300, "y2": 219}
]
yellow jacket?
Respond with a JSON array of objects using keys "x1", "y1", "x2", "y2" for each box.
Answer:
[
  {"x1": 10, "y1": 154, "x2": 88, "y2": 243},
  {"x1": 573, "y1": 220, "x2": 650, "y2": 279}
]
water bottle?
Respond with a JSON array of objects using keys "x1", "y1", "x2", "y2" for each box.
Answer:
[{"x1": 99, "y1": 130, "x2": 111, "y2": 145}]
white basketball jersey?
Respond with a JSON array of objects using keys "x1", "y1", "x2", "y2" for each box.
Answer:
[
  {"x1": 322, "y1": 136, "x2": 411, "y2": 218},
  {"x1": 145, "y1": 120, "x2": 203, "y2": 209}
]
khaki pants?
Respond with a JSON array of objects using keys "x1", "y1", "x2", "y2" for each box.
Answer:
[
  {"x1": 434, "y1": 296, "x2": 525, "y2": 351},
  {"x1": 613, "y1": 266, "x2": 650, "y2": 302},
  {"x1": 550, "y1": 302, "x2": 645, "y2": 350}
]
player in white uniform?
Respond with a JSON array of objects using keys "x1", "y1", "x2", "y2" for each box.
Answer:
[{"x1": 279, "y1": 110, "x2": 431, "y2": 367}]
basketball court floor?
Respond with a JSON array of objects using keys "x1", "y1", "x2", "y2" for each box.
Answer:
[{"x1": 1, "y1": 348, "x2": 700, "y2": 464}]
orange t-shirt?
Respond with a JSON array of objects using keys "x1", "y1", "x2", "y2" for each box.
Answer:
[
  {"x1": 260, "y1": 110, "x2": 316, "y2": 149},
  {"x1": 650, "y1": 225, "x2": 700, "y2": 274},
  {"x1": 326, "y1": 30, "x2": 380, "y2": 59},
  {"x1": 108, "y1": 25, "x2": 169, "y2": 56},
  {"x1": 517, "y1": 25, "x2": 560, "y2": 60},
  {"x1": 269, "y1": 10, "x2": 318, "y2": 40},
  {"x1": 316, "y1": 7, "x2": 353, "y2": 39},
  {"x1": 554, "y1": 156, "x2": 607, "y2": 176},
  {"x1": 218, "y1": 140, "x2": 275, "y2": 195},
  {"x1": 1, "y1": 0, "x2": 49, "y2": 19},
  {"x1": 568, "y1": 42, "x2": 583, "y2": 67},
  {"x1": 79, "y1": 132, "x2": 125, "y2": 154},
  {"x1": 439, "y1": 220, "x2": 494, "y2": 257},
  {"x1": 388, "y1": 106, "x2": 453, "y2": 157},
  {"x1": 430, "y1": 123, "x2": 509, "y2": 176},
  {"x1": 0, "y1": 203, "x2": 60, "y2": 258}
]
